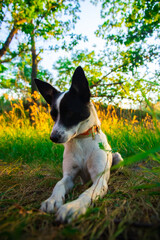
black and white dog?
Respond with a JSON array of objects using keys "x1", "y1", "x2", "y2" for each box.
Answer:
[{"x1": 35, "y1": 66, "x2": 123, "y2": 222}]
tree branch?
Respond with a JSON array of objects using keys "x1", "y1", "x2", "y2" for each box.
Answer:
[
  {"x1": 0, "y1": 55, "x2": 16, "y2": 63},
  {"x1": 91, "y1": 94, "x2": 115, "y2": 98},
  {"x1": 90, "y1": 81, "x2": 124, "y2": 89},
  {"x1": 90, "y1": 63, "x2": 128, "y2": 88},
  {"x1": 0, "y1": 48, "x2": 26, "y2": 63},
  {"x1": 0, "y1": 19, "x2": 27, "y2": 59},
  {"x1": 0, "y1": 25, "x2": 18, "y2": 58}
]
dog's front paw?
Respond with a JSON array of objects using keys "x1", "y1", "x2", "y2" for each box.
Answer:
[
  {"x1": 56, "y1": 200, "x2": 87, "y2": 223},
  {"x1": 40, "y1": 198, "x2": 63, "y2": 213}
]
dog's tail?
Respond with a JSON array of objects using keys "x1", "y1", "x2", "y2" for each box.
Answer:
[{"x1": 112, "y1": 152, "x2": 123, "y2": 166}]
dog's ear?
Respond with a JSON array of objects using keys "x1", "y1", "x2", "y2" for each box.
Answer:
[
  {"x1": 34, "y1": 79, "x2": 60, "y2": 105},
  {"x1": 70, "y1": 66, "x2": 91, "y2": 103}
]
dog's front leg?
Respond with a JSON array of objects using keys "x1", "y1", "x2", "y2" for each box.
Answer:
[
  {"x1": 40, "y1": 175, "x2": 74, "y2": 213},
  {"x1": 40, "y1": 154, "x2": 79, "y2": 214},
  {"x1": 56, "y1": 173, "x2": 109, "y2": 222},
  {"x1": 57, "y1": 151, "x2": 112, "y2": 222}
]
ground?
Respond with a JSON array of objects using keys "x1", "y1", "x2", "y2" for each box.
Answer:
[{"x1": 0, "y1": 159, "x2": 160, "y2": 240}]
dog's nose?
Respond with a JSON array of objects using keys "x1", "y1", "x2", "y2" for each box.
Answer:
[{"x1": 50, "y1": 133, "x2": 61, "y2": 143}]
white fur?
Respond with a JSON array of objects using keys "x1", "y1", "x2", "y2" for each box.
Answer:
[{"x1": 40, "y1": 101, "x2": 121, "y2": 222}]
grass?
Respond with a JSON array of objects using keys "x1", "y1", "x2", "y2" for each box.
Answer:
[
  {"x1": 0, "y1": 127, "x2": 64, "y2": 164},
  {"x1": 0, "y1": 160, "x2": 160, "y2": 240},
  {"x1": 0, "y1": 94, "x2": 160, "y2": 240}
]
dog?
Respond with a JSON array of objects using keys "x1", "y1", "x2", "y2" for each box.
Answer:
[{"x1": 34, "y1": 66, "x2": 123, "y2": 222}]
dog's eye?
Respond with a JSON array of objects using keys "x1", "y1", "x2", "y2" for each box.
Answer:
[{"x1": 50, "y1": 109, "x2": 58, "y2": 121}]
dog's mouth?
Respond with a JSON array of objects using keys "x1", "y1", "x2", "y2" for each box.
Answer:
[
  {"x1": 63, "y1": 132, "x2": 77, "y2": 143},
  {"x1": 50, "y1": 131, "x2": 77, "y2": 144}
]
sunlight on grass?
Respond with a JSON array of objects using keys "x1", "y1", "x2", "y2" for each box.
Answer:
[{"x1": 0, "y1": 92, "x2": 159, "y2": 162}]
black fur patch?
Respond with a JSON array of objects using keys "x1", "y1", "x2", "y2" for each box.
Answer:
[
  {"x1": 70, "y1": 66, "x2": 91, "y2": 103},
  {"x1": 59, "y1": 90, "x2": 90, "y2": 128},
  {"x1": 35, "y1": 66, "x2": 91, "y2": 128},
  {"x1": 58, "y1": 66, "x2": 91, "y2": 128},
  {"x1": 34, "y1": 79, "x2": 61, "y2": 105}
]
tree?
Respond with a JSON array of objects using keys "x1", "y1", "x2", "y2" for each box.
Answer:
[
  {"x1": 97, "y1": 1, "x2": 159, "y2": 67},
  {"x1": 90, "y1": 0, "x2": 160, "y2": 103},
  {"x1": 53, "y1": 43, "x2": 160, "y2": 105},
  {"x1": 0, "y1": 51, "x2": 54, "y2": 96},
  {"x1": 95, "y1": 0, "x2": 159, "y2": 68},
  {"x1": 52, "y1": 0, "x2": 159, "y2": 105},
  {"x1": 0, "y1": 0, "x2": 82, "y2": 93},
  {"x1": 53, "y1": 49, "x2": 132, "y2": 104}
]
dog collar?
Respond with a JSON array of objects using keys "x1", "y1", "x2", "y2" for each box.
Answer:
[{"x1": 75, "y1": 125, "x2": 100, "y2": 140}]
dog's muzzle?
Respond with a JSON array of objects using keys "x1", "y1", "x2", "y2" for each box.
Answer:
[{"x1": 50, "y1": 132, "x2": 62, "y2": 143}]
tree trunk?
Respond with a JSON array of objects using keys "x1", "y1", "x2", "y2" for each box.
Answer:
[
  {"x1": 0, "y1": 25, "x2": 18, "y2": 58},
  {"x1": 31, "y1": 32, "x2": 38, "y2": 94}
]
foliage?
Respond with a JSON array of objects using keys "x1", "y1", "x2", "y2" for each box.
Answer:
[
  {"x1": 53, "y1": 50, "x2": 104, "y2": 91},
  {"x1": 96, "y1": 0, "x2": 159, "y2": 43},
  {"x1": 0, "y1": 0, "x2": 159, "y2": 102},
  {"x1": 0, "y1": 0, "x2": 83, "y2": 93},
  {"x1": 95, "y1": 0, "x2": 160, "y2": 69},
  {"x1": 0, "y1": 0, "x2": 81, "y2": 53},
  {"x1": 86, "y1": 0, "x2": 160, "y2": 103},
  {"x1": 53, "y1": 49, "x2": 130, "y2": 103},
  {"x1": 53, "y1": 49, "x2": 160, "y2": 104},
  {"x1": 0, "y1": 52, "x2": 54, "y2": 95}
]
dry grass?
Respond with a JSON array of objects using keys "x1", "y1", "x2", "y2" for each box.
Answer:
[{"x1": 0, "y1": 160, "x2": 160, "y2": 240}]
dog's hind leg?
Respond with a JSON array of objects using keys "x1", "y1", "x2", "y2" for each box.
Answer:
[{"x1": 112, "y1": 152, "x2": 123, "y2": 166}]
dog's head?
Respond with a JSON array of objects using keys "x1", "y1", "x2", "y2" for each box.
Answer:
[{"x1": 35, "y1": 66, "x2": 91, "y2": 143}]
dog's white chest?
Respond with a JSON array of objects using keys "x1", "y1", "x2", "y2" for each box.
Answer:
[
  {"x1": 63, "y1": 131, "x2": 112, "y2": 182},
  {"x1": 64, "y1": 137, "x2": 93, "y2": 167}
]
